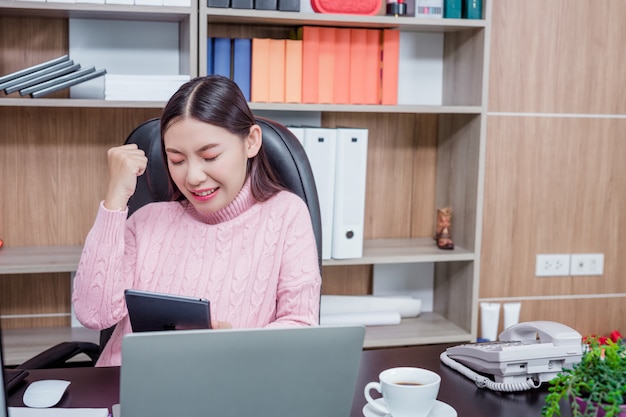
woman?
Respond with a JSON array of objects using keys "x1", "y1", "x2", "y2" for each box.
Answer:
[{"x1": 73, "y1": 75, "x2": 321, "y2": 367}]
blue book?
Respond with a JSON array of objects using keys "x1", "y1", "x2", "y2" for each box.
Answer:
[
  {"x1": 213, "y1": 37, "x2": 232, "y2": 78},
  {"x1": 207, "y1": 38, "x2": 214, "y2": 75},
  {"x1": 232, "y1": 38, "x2": 252, "y2": 101}
]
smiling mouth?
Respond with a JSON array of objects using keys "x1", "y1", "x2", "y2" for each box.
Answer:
[{"x1": 192, "y1": 188, "x2": 217, "y2": 197}]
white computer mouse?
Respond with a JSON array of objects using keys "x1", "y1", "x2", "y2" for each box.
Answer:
[{"x1": 22, "y1": 379, "x2": 71, "y2": 408}]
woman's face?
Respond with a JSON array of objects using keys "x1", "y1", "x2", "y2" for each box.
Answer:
[{"x1": 164, "y1": 117, "x2": 261, "y2": 216}]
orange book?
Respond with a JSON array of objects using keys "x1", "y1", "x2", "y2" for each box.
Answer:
[
  {"x1": 333, "y1": 28, "x2": 351, "y2": 104},
  {"x1": 268, "y1": 39, "x2": 286, "y2": 103},
  {"x1": 251, "y1": 38, "x2": 270, "y2": 102},
  {"x1": 301, "y1": 26, "x2": 320, "y2": 104},
  {"x1": 349, "y1": 28, "x2": 367, "y2": 104},
  {"x1": 285, "y1": 39, "x2": 303, "y2": 103},
  {"x1": 381, "y1": 29, "x2": 400, "y2": 105},
  {"x1": 364, "y1": 29, "x2": 381, "y2": 105},
  {"x1": 317, "y1": 27, "x2": 336, "y2": 104}
]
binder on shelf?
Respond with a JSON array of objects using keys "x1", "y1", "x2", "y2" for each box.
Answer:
[
  {"x1": 286, "y1": 126, "x2": 304, "y2": 145},
  {"x1": 207, "y1": 37, "x2": 214, "y2": 75},
  {"x1": 13, "y1": 63, "x2": 81, "y2": 96},
  {"x1": 231, "y1": 0, "x2": 253, "y2": 7},
  {"x1": 213, "y1": 37, "x2": 232, "y2": 78},
  {"x1": 364, "y1": 29, "x2": 381, "y2": 105},
  {"x1": 1, "y1": 59, "x2": 75, "y2": 93},
  {"x1": 303, "y1": 127, "x2": 337, "y2": 260},
  {"x1": 381, "y1": 29, "x2": 400, "y2": 105},
  {"x1": 317, "y1": 27, "x2": 335, "y2": 104},
  {"x1": 0, "y1": 55, "x2": 69, "y2": 86},
  {"x1": 300, "y1": 26, "x2": 320, "y2": 104},
  {"x1": 255, "y1": 0, "x2": 277, "y2": 9},
  {"x1": 251, "y1": 38, "x2": 271, "y2": 102},
  {"x1": 332, "y1": 127, "x2": 368, "y2": 260},
  {"x1": 333, "y1": 28, "x2": 351, "y2": 105},
  {"x1": 462, "y1": 0, "x2": 482, "y2": 19},
  {"x1": 233, "y1": 38, "x2": 252, "y2": 101},
  {"x1": 443, "y1": 0, "x2": 461, "y2": 18},
  {"x1": 268, "y1": 39, "x2": 286, "y2": 103},
  {"x1": 30, "y1": 68, "x2": 107, "y2": 98},
  {"x1": 284, "y1": 39, "x2": 302, "y2": 103},
  {"x1": 22, "y1": 66, "x2": 97, "y2": 96},
  {"x1": 348, "y1": 28, "x2": 367, "y2": 105}
]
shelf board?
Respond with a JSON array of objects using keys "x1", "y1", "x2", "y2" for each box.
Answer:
[
  {"x1": 0, "y1": 99, "x2": 482, "y2": 113},
  {"x1": 323, "y1": 238, "x2": 475, "y2": 266},
  {"x1": 250, "y1": 103, "x2": 483, "y2": 114},
  {"x1": 2, "y1": 326, "x2": 100, "y2": 366},
  {"x1": 0, "y1": 239, "x2": 472, "y2": 275},
  {"x1": 0, "y1": 245, "x2": 83, "y2": 275},
  {"x1": 0, "y1": 1, "x2": 191, "y2": 20},
  {"x1": 206, "y1": 8, "x2": 485, "y2": 32},
  {"x1": 364, "y1": 313, "x2": 471, "y2": 348},
  {"x1": 0, "y1": 316, "x2": 469, "y2": 365},
  {"x1": 0, "y1": 98, "x2": 166, "y2": 109}
]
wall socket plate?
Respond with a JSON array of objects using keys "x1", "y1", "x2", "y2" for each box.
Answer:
[
  {"x1": 536, "y1": 254, "x2": 571, "y2": 277},
  {"x1": 570, "y1": 253, "x2": 604, "y2": 276}
]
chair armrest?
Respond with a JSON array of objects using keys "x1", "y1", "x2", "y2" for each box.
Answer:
[{"x1": 16, "y1": 341, "x2": 101, "y2": 369}]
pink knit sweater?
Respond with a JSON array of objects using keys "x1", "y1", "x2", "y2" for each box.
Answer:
[{"x1": 72, "y1": 182, "x2": 321, "y2": 367}]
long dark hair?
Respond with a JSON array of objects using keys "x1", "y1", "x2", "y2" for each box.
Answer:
[{"x1": 160, "y1": 75, "x2": 284, "y2": 202}]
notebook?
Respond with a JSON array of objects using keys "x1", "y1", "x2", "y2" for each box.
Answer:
[
  {"x1": 124, "y1": 289, "x2": 211, "y2": 332},
  {"x1": 119, "y1": 325, "x2": 365, "y2": 417}
]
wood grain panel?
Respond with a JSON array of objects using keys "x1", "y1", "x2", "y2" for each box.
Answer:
[
  {"x1": 481, "y1": 116, "x2": 626, "y2": 298},
  {"x1": 322, "y1": 113, "x2": 438, "y2": 240},
  {"x1": 321, "y1": 265, "x2": 372, "y2": 295},
  {"x1": 480, "y1": 297, "x2": 626, "y2": 339},
  {"x1": 0, "y1": 107, "x2": 162, "y2": 247},
  {"x1": 489, "y1": 0, "x2": 626, "y2": 114},
  {"x1": 0, "y1": 273, "x2": 71, "y2": 329},
  {"x1": 0, "y1": 16, "x2": 68, "y2": 99}
]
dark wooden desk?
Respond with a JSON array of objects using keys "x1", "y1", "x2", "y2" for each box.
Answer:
[{"x1": 7, "y1": 344, "x2": 569, "y2": 417}]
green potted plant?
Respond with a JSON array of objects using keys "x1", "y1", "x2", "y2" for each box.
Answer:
[{"x1": 542, "y1": 337, "x2": 626, "y2": 417}]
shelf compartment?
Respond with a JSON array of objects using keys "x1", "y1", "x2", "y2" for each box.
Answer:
[
  {"x1": 0, "y1": 1, "x2": 192, "y2": 20},
  {"x1": 0, "y1": 246, "x2": 83, "y2": 275},
  {"x1": 2, "y1": 326, "x2": 99, "y2": 366},
  {"x1": 363, "y1": 312, "x2": 471, "y2": 348},
  {"x1": 205, "y1": 8, "x2": 485, "y2": 32},
  {"x1": 323, "y1": 238, "x2": 474, "y2": 266}
]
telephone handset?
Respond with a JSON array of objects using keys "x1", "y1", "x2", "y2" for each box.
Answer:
[{"x1": 440, "y1": 321, "x2": 583, "y2": 392}]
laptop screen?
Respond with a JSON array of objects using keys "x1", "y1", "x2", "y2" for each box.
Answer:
[{"x1": 0, "y1": 328, "x2": 9, "y2": 417}]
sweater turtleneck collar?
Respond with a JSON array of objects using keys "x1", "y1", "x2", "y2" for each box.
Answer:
[{"x1": 185, "y1": 179, "x2": 257, "y2": 225}]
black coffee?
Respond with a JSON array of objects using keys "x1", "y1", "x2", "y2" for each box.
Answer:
[{"x1": 394, "y1": 382, "x2": 423, "y2": 386}]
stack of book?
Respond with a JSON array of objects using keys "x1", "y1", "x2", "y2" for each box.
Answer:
[
  {"x1": 207, "y1": 27, "x2": 400, "y2": 105},
  {"x1": 0, "y1": 55, "x2": 106, "y2": 98},
  {"x1": 104, "y1": 74, "x2": 190, "y2": 101}
]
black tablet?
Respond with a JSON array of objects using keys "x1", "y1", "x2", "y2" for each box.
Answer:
[{"x1": 125, "y1": 289, "x2": 211, "y2": 332}]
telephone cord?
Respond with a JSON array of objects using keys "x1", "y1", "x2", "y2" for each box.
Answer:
[{"x1": 439, "y1": 352, "x2": 542, "y2": 392}]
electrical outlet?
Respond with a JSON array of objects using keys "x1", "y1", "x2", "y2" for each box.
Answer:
[
  {"x1": 535, "y1": 254, "x2": 571, "y2": 277},
  {"x1": 570, "y1": 253, "x2": 604, "y2": 276}
]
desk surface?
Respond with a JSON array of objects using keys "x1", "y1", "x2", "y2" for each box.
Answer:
[{"x1": 7, "y1": 344, "x2": 570, "y2": 417}]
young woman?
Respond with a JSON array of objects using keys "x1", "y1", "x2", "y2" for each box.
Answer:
[{"x1": 73, "y1": 75, "x2": 321, "y2": 367}]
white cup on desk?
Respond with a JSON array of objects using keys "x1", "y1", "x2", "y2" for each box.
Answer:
[{"x1": 364, "y1": 367, "x2": 441, "y2": 417}]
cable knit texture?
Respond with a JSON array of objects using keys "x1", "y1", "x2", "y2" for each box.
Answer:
[{"x1": 72, "y1": 181, "x2": 321, "y2": 367}]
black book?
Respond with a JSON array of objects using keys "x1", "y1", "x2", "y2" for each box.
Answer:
[
  {"x1": 0, "y1": 59, "x2": 75, "y2": 93},
  {"x1": 0, "y1": 55, "x2": 69, "y2": 86},
  {"x1": 9, "y1": 63, "x2": 81, "y2": 95},
  {"x1": 30, "y1": 68, "x2": 107, "y2": 98}
]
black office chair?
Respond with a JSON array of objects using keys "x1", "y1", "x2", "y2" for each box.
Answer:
[{"x1": 17, "y1": 116, "x2": 322, "y2": 369}]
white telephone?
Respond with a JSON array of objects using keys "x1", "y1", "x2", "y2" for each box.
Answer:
[{"x1": 440, "y1": 321, "x2": 583, "y2": 392}]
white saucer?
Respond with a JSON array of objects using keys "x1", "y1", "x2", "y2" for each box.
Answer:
[{"x1": 362, "y1": 398, "x2": 457, "y2": 417}]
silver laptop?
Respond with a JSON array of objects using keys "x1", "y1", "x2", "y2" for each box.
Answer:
[{"x1": 119, "y1": 325, "x2": 365, "y2": 417}]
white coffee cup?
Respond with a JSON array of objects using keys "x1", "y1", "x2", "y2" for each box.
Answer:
[{"x1": 364, "y1": 367, "x2": 441, "y2": 417}]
